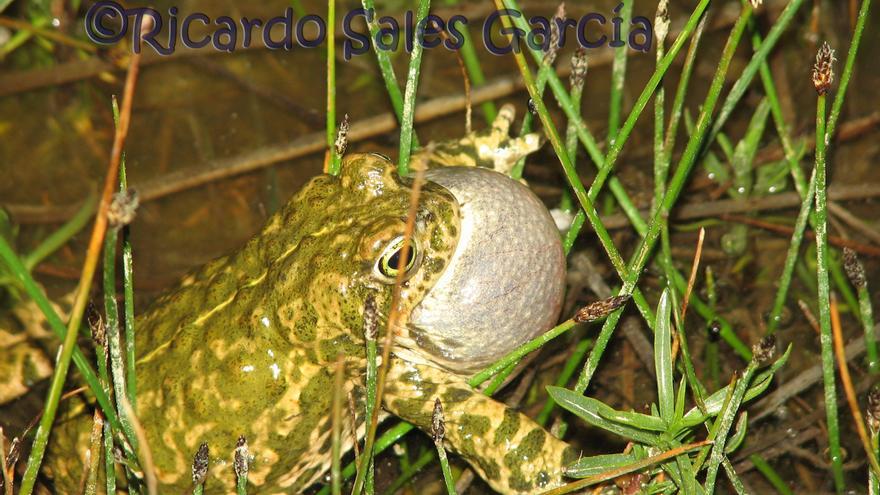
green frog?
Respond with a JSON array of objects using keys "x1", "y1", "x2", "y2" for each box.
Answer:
[{"x1": 37, "y1": 105, "x2": 579, "y2": 493}]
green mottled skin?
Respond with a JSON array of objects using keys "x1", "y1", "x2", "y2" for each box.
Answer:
[{"x1": 41, "y1": 108, "x2": 575, "y2": 494}]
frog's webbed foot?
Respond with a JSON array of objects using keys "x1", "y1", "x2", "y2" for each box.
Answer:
[
  {"x1": 384, "y1": 357, "x2": 576, "y2": 494},
  {"x1": 410, "y1": 104, "x2": 543, "y2": 177}
]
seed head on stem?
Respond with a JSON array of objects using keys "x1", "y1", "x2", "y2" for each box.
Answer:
[{"x1": 813, "y1": 42, "x2": 836, "y2": 95}]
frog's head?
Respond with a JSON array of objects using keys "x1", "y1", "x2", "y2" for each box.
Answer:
[{"x1": 275, "y1": 153, "x2": 564, "y2": 374}]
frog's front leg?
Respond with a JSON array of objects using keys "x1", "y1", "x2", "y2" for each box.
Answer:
[
  {"x1": 384, "y1": 357, "x2": 576, "y2": 494},
  {"x1": 410, "y1": 104, "x2": 543, "y2": 175}
]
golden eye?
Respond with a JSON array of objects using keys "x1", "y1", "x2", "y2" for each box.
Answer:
[{"x1": 374, "y1": 236, "x2": 419, "y2": 282}]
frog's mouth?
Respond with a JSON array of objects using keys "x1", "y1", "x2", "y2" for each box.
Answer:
[{"x1": 402, "y1": 166, "x2": 566, "y2": 374}]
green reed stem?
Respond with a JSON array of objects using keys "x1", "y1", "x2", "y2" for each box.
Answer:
[
  {"x1": 434, "y1": 439, "x2": 457, "y2": 495},
  {"x1": 363, "y1": 312, "x2": 378, "y2": 493},
  {"x1": 870, "y1": 431, "x2": 880, "y2": 494},
  {"x1": 471, "y1": 318, "x2": 577, "y2": 385},
  {"x1": 458, "y1": 26, "x2": 496, "y2": 124},
  {"x1": 511, "y1": 67, "x2": 550, "y2": 180},
  {"x1": 102, "y1": 227, "x2": 138, "y2": 449},
  {"x1": 704, "y1": 360, "x2": 758, "y2": 492},
  {"x1": 750, "y1": 454, "x2": 794, "y2": 495},
  {"x1": 653, "y1": 5, "x2": 667, "y2": 210},
  {"x1": 574, "y1": 2, "x2": 754, "y2": 395},
  {"x1": 766, "y1": 170, "x2": 816, "y2": 336},
  {"x1": 108, "y1": 99, "x2": 139, "y2": 450},
  {"x1": 359, "y1": 0, "x2": 400, "y2": 122},
  {"x1": 608, "y1": 0, "x2": 633, "y2": 143},
  {"x1": 856, "y1": 283, "x2": 878, "y2": 373},
  {"x1": 23, "y1": 193, "x2": 96, "y2": 271},
  {"x1": 537, "y1": 338, "x2": 591, "y2": 426},
  {"x1": 828, "y1": 0, "x2": 872, "y2": 140},
  {"x1": 103, "y1": 420, "x2": 116, "y2": 494},
  {"x1": 331, "y1": 356, "x2": 344, "y2": 495},
  {"x1": 21, "y1": 269, "x2": 102, "y2": 491},
  {"x1": 380, "y1": 449, "x2": 435, "y2": 495},
  {"x1": 327, "y1": 0, "x2": 340, "y2": 175},
  {"x1": 537, "y1": 69, "x2": 589, "y2": 425},
  {"x1": 830, "y1": 254, "x2": 861, "y2": 316},
  {"x1": 119, "y1": 166, "x2": 136, "y2": 406},
  {"x1": 396, "y1": 0, "x2": 430, "y2": 176},
  {"x1": 663, "y1": 15, "x2": 707, "y2": 180},
  {"x1": 814, "y1": 89, "x2": 845, "y2": 492},
  {"x1": 705, "y1": 268, "x2": 721, "y2": 389}
]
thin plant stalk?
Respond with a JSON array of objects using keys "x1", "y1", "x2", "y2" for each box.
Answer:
[
  {"x1": 103, "y1": 420, "x2": 116, "y2": 494},
  {"x1": 358, "y1": 0, "x2": 416, "y2": 149},
  {"x1": 663, "y1": 15, "x2": 707, "y2": 179},
  {"x1": 828, "y1": 0, "x2": 872, "y2": 139},
  {"x1": 331, "y1": 355, "x2": 345, "y2": 495},
  {"x1": 704, "y1": 358, "x2": 760, "y2": 492},
  {"x1": 378, "y1": 450, "x2": 434, "y2": 495},
  {"x1": 396, "y1": 0, "x2": 430, "y2": 176},
  {"x1": 608, "y1": 0, "x2": 634, "y2": 143},
  {"x1": 107, "y1": 95, "x2": 140, "y2": 452},
  {"x1": 457, "y1": 26, "x2": 496, "y2": 124},
  {"x1": 653, "y1": 0, "x2": 669, "y2": 209},
  {"x1": 749, "y1": 454, "x2": 794, "y2": 495},
  {"x1": 18, "y1": 43, "x2": 142, "y2": 495},
  {"x1": 362, "y1": 297, "x2": 378, "y2": 493},
  {"x1": 102, "y1": 226, "x2": 138, "y2": 453},
  {"x1": 871, "y1": 429, "x2": 880, "y2": 495},
  {"x1": 119, "y1": 164, "x2": 136, "y2": 406},
  {"x1": 766, "y1": 170, "x2": 817, "y2": 336},
  {"x1": 22, "y1": 193, "x2": 96, "y2": 271},
  {"x1": 327, "y1": 0, "x2": 340, "y2": 175},
  {"x1": 434, "y1": 443, "x2": 456, "y2": 495},
  {"x1": 814, "y1": 65, "x2": 845, "y2": 492},
  {"x1": 431, "y1": 399, "x2": 456, "y2": 495},
  {"x1": 853, "y1": 267, "x2": 878, "y2": 373}
]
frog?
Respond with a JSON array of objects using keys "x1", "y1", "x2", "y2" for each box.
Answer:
[{"x1": 31, "y1": 104, "x2": 580, "y2": 494}]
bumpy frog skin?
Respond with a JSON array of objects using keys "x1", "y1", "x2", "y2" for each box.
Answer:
[{"x1": 40, "y1": 106, "x2": 576, "y2": 494}]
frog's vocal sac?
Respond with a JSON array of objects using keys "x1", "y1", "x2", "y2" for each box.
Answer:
[{"x1": 44, "y1": 108, "x2": 577, "y2": 494}]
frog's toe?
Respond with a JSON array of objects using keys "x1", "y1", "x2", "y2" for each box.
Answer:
[
  {"x1": 477, "y1": 131, "x2": 544, "y2": 175},
  {"x1": 491, "y1": 103, "x2": 517, "y2": 135}
]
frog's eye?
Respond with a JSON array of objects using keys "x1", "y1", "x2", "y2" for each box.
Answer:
[{"x1": 374, "y1": 236, "x2": 420, "y2": 283}]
